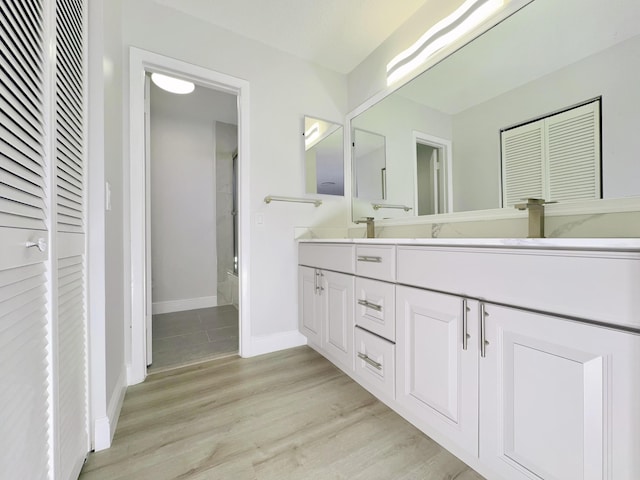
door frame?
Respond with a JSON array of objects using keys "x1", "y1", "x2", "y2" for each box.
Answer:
[
  {"x1": 412, "y1": 131, "x2": 453, "y2": 214},
  {"x1": 127, "y1": 47, "x2": 251, "y2": 385}
]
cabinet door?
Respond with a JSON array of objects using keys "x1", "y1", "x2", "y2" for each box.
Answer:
[
  {"x1": 396, "y1": 286, "x2": 479, "y2": 456},
  {"x1": 320, "y1": 270, "x2": 354, "y2": 370},
  {"x1": 480, "y1": 304, "x2": 640, "y2": 480},
  {"x1": 298, "y1": 266, "x2": 321, "y2": 346}
]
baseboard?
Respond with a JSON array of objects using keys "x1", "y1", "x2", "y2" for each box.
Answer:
[
  {"x1": 93, "y1": 366, "x2": 127, "y2": 452},
  {"x1": 152, "y1": 295, "x2": 218, "y2": 315},
  {"x1": 247, "y1": 330, "x2": 307, "y2": 357}
]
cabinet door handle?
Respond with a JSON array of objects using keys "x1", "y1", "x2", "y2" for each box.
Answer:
[
  {"x1": 357, "y1": 255, "x2": 382, "y2": 263},
  {"x1": 357, "y1": 299, "x2": 382, "y2": 312},
  {"x1": 480, "y1": 303, "x2": 489, "y2": 358},
  {"x1": 357, "y1": 352, "x2": 382, "y2": 370},
  {"x1": 462, "y1": 298, "x2": 469, "y2": 351}
]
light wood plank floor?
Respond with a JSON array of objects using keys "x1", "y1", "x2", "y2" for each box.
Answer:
[{"x1": 80, "y1": 347, "x2": 484, "y2": 480}]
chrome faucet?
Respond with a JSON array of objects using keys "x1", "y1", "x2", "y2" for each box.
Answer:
[
  {"x1": 514, "y1": 198, "x2": 548, "y2": 238},
  {"x1": 355, "y1": 217, "x2": 375, "y2": 238}
]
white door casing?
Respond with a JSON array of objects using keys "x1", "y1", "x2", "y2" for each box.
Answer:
[{"x1": 128, "y1": 48, "x2": 251, "y2": 385}]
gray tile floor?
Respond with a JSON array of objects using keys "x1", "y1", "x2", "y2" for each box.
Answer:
[{"x1": 149, "y1": 305, "x2": 239, "y2": 373}]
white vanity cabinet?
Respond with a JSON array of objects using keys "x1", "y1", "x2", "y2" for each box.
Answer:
[
  {"x1": 479, "y1": 303, "x2": 640, "y2": 480},
  {"x1": 395, "y1": 286, "x2": 480, "y2": 457},
  {"x1": 298, "y1": 244, "x2": 355, "y2": 371},
  {"x1": 298, "y1": 239, "x2": 640, "y2": 480}
]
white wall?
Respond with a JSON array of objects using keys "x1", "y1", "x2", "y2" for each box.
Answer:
[
  {"x1": 102, "y1": 0, "x2": 126, "y2": 426},
  {"x1": 102, "y1": 0, "x2": 349, "y2": 364},
  {"x1": 150, "y1": 84, "x2": 237, "y2": 310}
]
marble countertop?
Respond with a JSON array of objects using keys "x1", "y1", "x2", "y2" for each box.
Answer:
[{"x1": 298, "y1": 237, "x2": 640, "y2": 251}]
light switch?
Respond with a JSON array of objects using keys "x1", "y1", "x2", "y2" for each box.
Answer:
[
  {"x1": 105, "y1": 181, "x2": 112, "y2": 211},
  {"x1": 256, "y1": 213, "x2": 264, "y2": 225}
]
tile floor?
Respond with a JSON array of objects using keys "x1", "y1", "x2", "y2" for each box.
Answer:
[{"x1": 149, "y1": 305, "x2": 239, "y2": 372}]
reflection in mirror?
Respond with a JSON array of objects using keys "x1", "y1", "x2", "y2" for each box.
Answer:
[
  {"x1": 304, "y1": 116, "x2": 344, "y2": 196},
  {"x1": 353, "y1": 129, "x2": 386, "y2": 200},
  {"x1": 351, "y1": 0, "x2": 640, "y2": 220}
]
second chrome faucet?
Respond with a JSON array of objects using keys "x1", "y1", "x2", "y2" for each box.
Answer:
[{"x1": 355, "y1": 217, "x2": 375, "y2": 238}]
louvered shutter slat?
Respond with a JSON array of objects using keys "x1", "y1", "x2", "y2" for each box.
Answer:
[{"x1": 0, "y1": 184, "x2": 46, "y2": 212}]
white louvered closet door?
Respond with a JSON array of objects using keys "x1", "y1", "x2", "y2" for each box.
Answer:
[
  {"x1": 55, "y1": 0, "x2": 89, "y2": 479},
  {"x1": 0, "y1": 1, "x2": 52, "y2": 479},
  {"x1": 1, "y1": 0, "x2": 89, "y2": 479}
]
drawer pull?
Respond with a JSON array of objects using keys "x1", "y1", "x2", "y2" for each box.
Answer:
[
  {"x1": 462, "y1": 298, "x2": 470, "y2": 351},
  {"x1": 357, "y1": 352, "x2": 382, "y2": 370},
  {"x1": 357, "y1": 299, "x2": 382, "y2": 312},
  {"x1": 357, "y1": 255, "x2": 382, "y2": 263}
]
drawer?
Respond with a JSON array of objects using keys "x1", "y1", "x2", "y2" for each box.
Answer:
[
  {"x1": 299, "y1": 242, "x2": 355, "y2": 274},
  {"x1": 355, "y1": 277, "x2": 395, "y2": 341},
  {"x1": 355, "y1": 245, "x2": 396, "y2": 281},
  {"x1": 354, "y1": 327, "x2": 395, "y2": 400},
  {"x1": 397, "y1": 245, "x2": 640, "y2": 329}
]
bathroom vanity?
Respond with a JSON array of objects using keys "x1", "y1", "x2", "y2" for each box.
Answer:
[{"x1": 298, "y1": 239, "x2": 640, "y2": 480}]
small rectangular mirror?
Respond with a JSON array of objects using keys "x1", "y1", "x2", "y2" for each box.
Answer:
[{"x1": 304, "y1": 116, "x2": 344, "y2": 196}]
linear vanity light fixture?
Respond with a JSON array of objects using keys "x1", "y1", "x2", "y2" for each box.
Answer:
[
  {"x1": 304, "y1": 122, "x2": 320, "y2": 147},
  {"x1": 264, "y1": 195, "x2": 322, "y2": 207},
  {"x1": 151, "y1": 72, "x2": 195, "y2": 94},
  {"x1": 386, "y1": 0, "x2": 505, "y2": 85},
  {"x1": 372, "y1": 203, "x2": 413, "y2": 212}
]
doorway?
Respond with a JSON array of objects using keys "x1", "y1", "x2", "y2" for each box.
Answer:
[
  {"x1": 146, "y1": 77, "x2": 240, "y2": 372},
  {"x1": 413, "y1": 132, "x2": 453, "y2": 215},
  {"x1": 128, "y1": 48, "x2": 251, "y2": 385}
]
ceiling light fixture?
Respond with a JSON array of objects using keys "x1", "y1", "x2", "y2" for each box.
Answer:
[
  {"x1": 151, "y1": 72, "x2": 195, "y2": 94},
  {"x1": 386, "y1": 0, "x2": 505, "y2": 86}
]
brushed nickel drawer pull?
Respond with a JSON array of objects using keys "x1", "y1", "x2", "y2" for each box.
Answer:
[
  {"x1": 357, "y1": 299, "x2": 382, "y2": 312},
  {"x1": 462, "y1": 298, "x2": 469, "y2": 351},
  {"x1": 357, "y1": 255, "x2": 382, "y2": 263},
  {"x1": 357, "y1": 352, "x2": 382, "y2": 370},
  {"x1": 480, "y1": 303, "x2": 489, "y2": 358}
]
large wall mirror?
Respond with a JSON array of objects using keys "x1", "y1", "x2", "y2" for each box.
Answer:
[
  {"x1": 351, "y1": 0, "x2": 640, "y2": 220},
  {"x1": 304, "y1": 116, "x2": 344, "y2": 196}
]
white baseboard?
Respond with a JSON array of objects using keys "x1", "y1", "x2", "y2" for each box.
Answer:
[
  {"x1": 247, "y1": 330, "x2": 307, "y2": 357},
  {"x1": 152, "y1": 295, "x2": 218, "y2": 315},
  {"x1": 93, "y1": 366, "x2": 127, "y2": 451}
]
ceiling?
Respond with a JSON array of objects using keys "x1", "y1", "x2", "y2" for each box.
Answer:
[{"x1": 152, "y1": 0, "x2": 431, "y2": 74}]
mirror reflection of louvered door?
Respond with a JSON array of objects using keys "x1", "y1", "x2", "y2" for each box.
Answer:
[
  {"x1": 0, "y1": 0, "x2": 89, "y2": 478},
  {"x1": 501, "y1": 100, "x2": 601, "y2": 207}
]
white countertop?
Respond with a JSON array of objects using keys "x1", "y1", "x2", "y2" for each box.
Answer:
[{"x1": 298, "y1": 237, "x2": 640, "y2": 251}]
